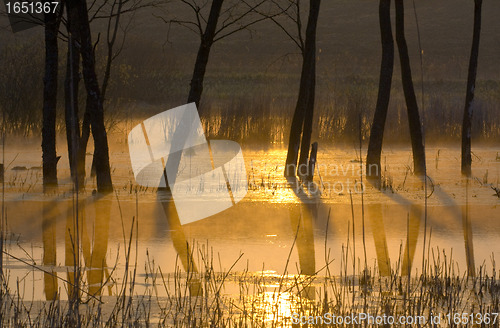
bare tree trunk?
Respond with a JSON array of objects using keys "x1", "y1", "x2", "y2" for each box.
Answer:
[
  {"x1": 297, "y1": 0, "x2": 321, "y2": 178},
  {"x1": 285, "y1": 0, "x2": 321, "y2": 178},
  {"x1": 101, "y1": 0, "x2": 124, "y2": 102},
  {"x1": 461, "y1": 0, "x2": 483, "y2": 177},
  {"x1": 42, "y1": 11, "x2": 60, "y2": 191},
  {"x1": 284, "y1": 72, "x2": 308, "y2": 177},
  {"x1": 158, "y1": 0, "x2": 225, "y2": 192},
  {"x1": 366, "y1": 0, "x2": 394, "y2": 182},
  {"x1": 78, "y1": 0, "x2": 124, "y2": 182},
  {"x1": 306, "y1": 141, "x2": 318, "y2": 182},
  {"x1": 70, "y1": 0, "x2": 113, "y2": 193},
  {"x1": 155, "y1": 0, "x2": 224, "y2": 282},
  {"x1": 187, "y1": 0, "x2": 224, "y2": 108},
  {"x1": 395, "y1": 0, "x2": 426, "y2": 176},
  {"x1": 65, "y1": 4, "x2": 81, "y2": 182}
]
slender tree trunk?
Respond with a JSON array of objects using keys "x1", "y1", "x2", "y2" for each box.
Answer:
[
  {"x1": 285, "y1": 0, "x2": 321, "y2": 177},
  {"x1": 395, "y1": 0, "x2": 426, "y2": 176},
  {"x1": 160, "y1": 0, "x2": 225, "y2": 191},
  {"x1": 154, "y1": 0, "x2": 224, "y2": 287},
  {"x1": 187, "y1": 0, "x2": 224, "y2": 108},
  {"x1": 101, "y1": 0, "x2": 123, "y2": 102},
  {"x1": 297, "y1": 0, "x2": 321, "y2": 177},
  {"x1": 69, "y1": 0, "x2": 113, "y2": 193},
  {"x1": 78, "y1": 0, "x2": 123, "y2": 183},
  {"x1": 284, "y1": 64, "x2": 308, "y2": 177},
  {"x1": 366, "y1": 0, "x2": 394, "y2": 181},
  {"x1": 64, "y1": 5, "x2": 81, "y2": 182},
  {"x1": 461, "y1": 0, "x2": 483, "y2": 177},
  {"x1": 42, "y1": 11, "x2": 60, "y2": 191}
]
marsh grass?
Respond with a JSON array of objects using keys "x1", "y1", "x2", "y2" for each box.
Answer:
[
  {"x1": 195, "y1": 76, "x2": 500, "y2": 147},
  {"x1": 2, "y1": 39, "x2": 500, "y2": 146}
]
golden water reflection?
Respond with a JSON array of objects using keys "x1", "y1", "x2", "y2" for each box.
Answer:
[{"x1": 1, "y1": 148, "x2": 498, "y2": 310}]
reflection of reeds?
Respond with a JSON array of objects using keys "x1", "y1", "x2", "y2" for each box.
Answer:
[
  {"x1": 463, "y1": 177, "x2": 476, "y2": 278},
  {"x1": 0, "y1": 232, "x2": 499, "y2": 326}
]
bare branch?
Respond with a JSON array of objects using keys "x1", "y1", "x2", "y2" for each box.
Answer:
[
  {"x1": 161, "y1": 0, "x2": 290, "y2": 44},
  {"x1": 155, "y1": 14, "x2": 202, "y2": 36},
  {"x1": 250, "y1": 0, "x2": 303, "y2": 50},
  {"x1": 214, "y1": 10, "x2": 283, "y2": 42},
  {"x1": 214, "y1": 0, "x2": 267, "y2": 38},
  {"x1": 295, "y1": 0, "x2": 304, "y2": 49}
]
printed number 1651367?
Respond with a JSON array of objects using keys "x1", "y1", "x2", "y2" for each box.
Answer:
[{"x1": 6, "y1": 1, "x2": 59, "y2": 14}]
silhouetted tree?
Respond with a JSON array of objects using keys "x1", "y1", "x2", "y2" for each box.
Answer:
[
  {"x1": 395, "y1": 0, "x2": 425, "y2": 176},
  {"x1": 367, "y1": 0, "x2": 426, "y2": 183},
  {"x1": 64, "y1": 0, "x2": 152, "y2": 191},
  {"x1": 42, "y1": 9, "x2": 63, "y2": 191},
  {"x1": 78, "y1": 0, "x2": 155, "y2": 181},
  {"x1": 77, "y1": 0, "x2": 114, "y2": 192},
  {"x1": 78, "y1": 0, "x2": 129, "y2": 182},
  {"x1": 461, "y1": 0, "x2": 483, "y2": 177},
  {"x1": 160, "y1": 0, "x2": 279, "y2": 190},
  {"x1": 65, "y1": 0, "x2": 113, "y2": 193},
  {"x1": 187, "y1": 0, "x2": 223, "y2": 106},
  {"x1": 64, "y1": 2, "x2": 82, "y2": 184},
  {"x1": 187, "y1": 0, "x2": 224, "y2": 106},
  {"x1": 366, "y1": 0, "x2": 394, "y2": 181},
  {"x1": 264, "y1": 0, "x2": 321, "y2": 177},
  {"x1": 296, "y1": 0, "x2": 320, "y2": 177},
  {"x1": 165, "y1": 0, "x2": 274, "y2": 109}
]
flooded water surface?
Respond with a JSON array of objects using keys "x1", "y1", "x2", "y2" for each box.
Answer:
[{"x1": 2, "y1": 145, "x2": 499, "y2": 305}]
